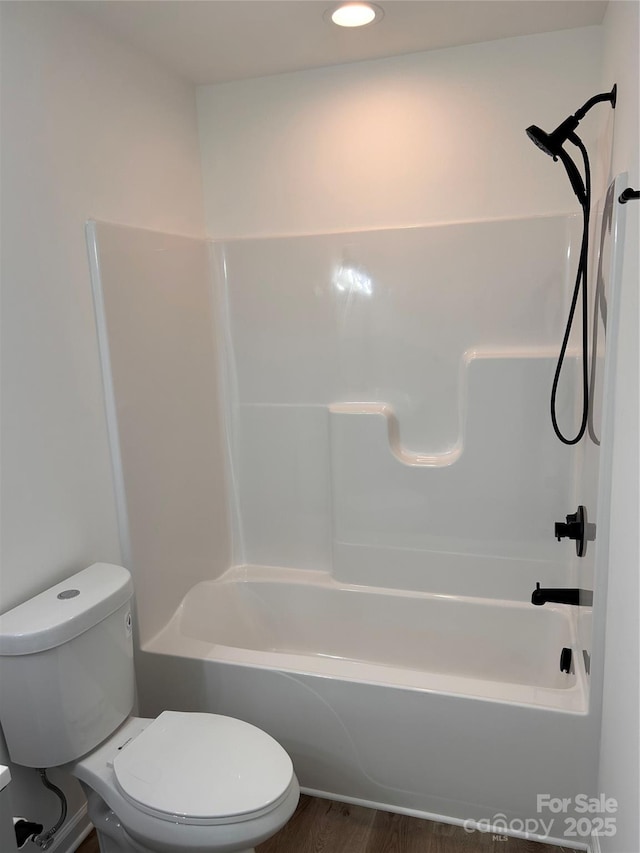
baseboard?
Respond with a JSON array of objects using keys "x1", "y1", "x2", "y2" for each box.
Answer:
[{"x1": 45, "y1": 804, "x2": 92, "y2": 853}]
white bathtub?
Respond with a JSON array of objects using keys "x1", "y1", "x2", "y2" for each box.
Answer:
[
  {"x1": 140, "y1": 566, "x2": 594, "y2": 847},
  {"x1": 149, "y1": 566, "x2": 583, "y2": 711}
]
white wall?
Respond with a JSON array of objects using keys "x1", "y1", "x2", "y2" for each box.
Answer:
[
  {"x1": 597, "y1": 2, "x2": 640, "y2": 850},
  {"x1": 0, "y1": 0, "x2": 205, "y2": 842},
  {"x1": 198, "y1": 26, "x2": 602, "y2": 238}
]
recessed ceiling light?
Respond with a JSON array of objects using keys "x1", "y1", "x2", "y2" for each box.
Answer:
[{"x1": 327, "y1": 2, "x2": 383, "y2": 28}]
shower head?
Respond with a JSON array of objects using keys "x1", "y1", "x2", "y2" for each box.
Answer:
[
  {"x1": 526, "y1": 85, "x2": 617, "y2": 161},
  {"x1": 526, "y1": 126, "x2": 556, "y2": 158},
  {"x1": 526, "y1": 117, "x2": 580, "y2": 161}
]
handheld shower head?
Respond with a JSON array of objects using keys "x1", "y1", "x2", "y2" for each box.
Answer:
[
  {"x1": 526, "y1": 85, "x2": 616, "y2": 206},
  {"x1": 526, "y1": 126, "x2": 555, "y2": 157},
  {"x1": 526, "y1": 116, "x2": 580, "y2": 161},
  {"x1": 526, "y1": 85, "x2": 616, "y2": 161}
]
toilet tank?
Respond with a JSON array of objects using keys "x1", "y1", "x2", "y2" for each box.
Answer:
[{"x1": 0, "y1": 563, "x2": 135, "y2": 768}]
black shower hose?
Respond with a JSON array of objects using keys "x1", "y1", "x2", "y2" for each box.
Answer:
[{"x1": 550, "y1": 136, "x2": 591, "y2": 445}]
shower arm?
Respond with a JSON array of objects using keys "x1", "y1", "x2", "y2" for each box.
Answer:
[
  {"x1": 574, "y1": 87, "x2": 617, "y2": 121},
  {"x1": 555, "y1": 86, "x2": 616, "y2": 207}
]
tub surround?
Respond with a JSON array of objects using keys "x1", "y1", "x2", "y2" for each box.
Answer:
[
  {"x1": 89, "y1": 215, "x2": 583, "y2": 620},
  {"x1": 216, "y1": 215, "x2": 581, "y2": 593}
]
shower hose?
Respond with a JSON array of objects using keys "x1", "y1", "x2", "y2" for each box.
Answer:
[{"x1": 550, "y1": 135, "x2": 591, "y2": 445}]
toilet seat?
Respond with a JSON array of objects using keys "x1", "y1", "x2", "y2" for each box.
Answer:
[{"x1": 112, "y1": 711, "x2": 295, "y2": 826}]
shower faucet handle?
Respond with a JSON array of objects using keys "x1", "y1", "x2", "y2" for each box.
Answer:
[
  {"x1": 554, "y1": 505, "x2": 593, "y2": 557},
  {"x1": 555, "y1": 509, "x2": 583, "y2": 540}
]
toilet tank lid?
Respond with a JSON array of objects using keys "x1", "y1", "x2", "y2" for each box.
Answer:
[{"x1": 0, "y1": 563, "x2": 133, "y2": 655}]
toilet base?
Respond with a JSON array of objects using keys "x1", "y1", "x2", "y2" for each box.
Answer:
[{"x1": 85, "y1": 783, "x2": 262, "y2": 853}]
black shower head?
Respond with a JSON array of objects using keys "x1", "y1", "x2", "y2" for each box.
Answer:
[
  {"x1": 526, "y1": 116, "x2": 580, "y2": 161},
  {"x1": 526, "y1": 85, "x2": 617, "y2": 206},
  {"x1": 526, "y1": 126, "x2": 554, "y2": 157},
  {"x1": 526, "y1": 85, "x2": 617, "y2": 160}
]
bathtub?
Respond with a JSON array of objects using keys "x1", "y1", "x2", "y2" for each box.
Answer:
[{"x1": 139, "y1": 566, "x2": 595, "y2": 847}]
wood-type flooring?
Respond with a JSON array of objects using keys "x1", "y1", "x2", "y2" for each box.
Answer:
[{"x1": 76, "y1": 794, "x2": 568, "y2": 852}]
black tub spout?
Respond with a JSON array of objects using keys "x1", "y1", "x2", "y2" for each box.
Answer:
[{"x1": 531, "y1": 583, "x2": 593, "y2": 606}]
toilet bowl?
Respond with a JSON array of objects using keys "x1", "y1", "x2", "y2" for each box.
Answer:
[
  {"x1": 0, "y1": 564, "x2": 300, "y2": 853},
  {"x1": 71, "y1": 713, "x2": 299, "y2": 853}
]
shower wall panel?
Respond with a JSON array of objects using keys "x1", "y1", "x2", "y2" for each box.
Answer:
[
  {"x1": 214, "y1": 214, "x2": 580, "y2": 597},
  {"x1": 88, "y1": 222, "x2": 231, "y2": 643}
]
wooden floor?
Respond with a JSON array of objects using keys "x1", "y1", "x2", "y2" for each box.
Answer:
[{"x1": 76, "y1": 794, "x2": 567, "y2": 852}]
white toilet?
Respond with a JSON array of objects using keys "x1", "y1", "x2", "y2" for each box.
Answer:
[{"x1": 0, "y1": 563, "x2": 299, "y2": 853}]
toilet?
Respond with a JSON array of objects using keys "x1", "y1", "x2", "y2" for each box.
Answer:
[{"x1": 0, "y1": 563, "x2": 299, "y2": 853}]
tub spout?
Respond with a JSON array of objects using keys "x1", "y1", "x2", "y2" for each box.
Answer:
[{"x1": 531, "y1": 583, "x2": 593, "y2": 606}]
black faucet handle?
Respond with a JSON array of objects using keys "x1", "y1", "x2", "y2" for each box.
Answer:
[{"x1": 554, "y1": 505, "x2": 587, "y2": 556}]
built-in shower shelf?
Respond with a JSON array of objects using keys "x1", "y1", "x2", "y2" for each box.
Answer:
[
  {"x1": 329, "y1": 348, "x2": 577, "y2": 467},
  {"x1": 329, "y1": 402, "x2": 462, "y2": 467},
  {"x1": 329, "y1": 350, "x2": 578, "y2": 575}
]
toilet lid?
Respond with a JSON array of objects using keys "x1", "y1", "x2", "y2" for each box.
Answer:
[{"x1": 113, "y1": 711, "x2": 294, "y2": 825}]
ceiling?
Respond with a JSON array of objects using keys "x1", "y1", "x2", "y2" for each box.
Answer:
[{"x1": 73, "y1": 0, "x2": 608, "y2": 86}]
